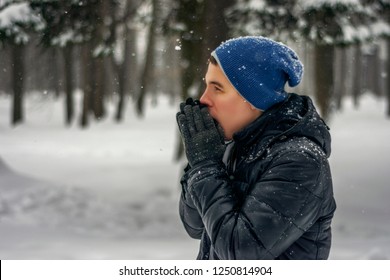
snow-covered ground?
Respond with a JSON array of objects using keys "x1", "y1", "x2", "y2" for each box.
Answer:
[{"x1": 0, "y1": 92, "x2": 389, "y2": 259}]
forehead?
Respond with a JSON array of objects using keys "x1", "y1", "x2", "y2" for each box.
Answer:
[{"x1": 205, "y1": 63, "x2": 231, "y2": 86}]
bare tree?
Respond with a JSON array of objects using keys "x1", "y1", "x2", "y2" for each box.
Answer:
[
  {"x1": 334, "y1": 46, "x2": 348, "y2": 110},
  {"x1": 63, "y1": 44, "x2": 75, "y2": 125},
  {"x1": 115, "y1": 0, "x2": 140, "y2": 121},
  {"x1": 351, "y1": 44, "x2": 363, "y2": 107},
  {"x1": 80, "y1": 43, "x2": 94, "y2": 128},
  {"x1": 387, "y1": 39, "x2": 390, "y2": 117},
  {"x1": 11, "y1": 43, "x2": 25, "y2": 125},
  {"x1": 313, "y1": 44, "x2": 334, "y2": 119},
  {"x1": 167, "y1": 0, "x2": 234, "y2": 159},
  {"x1": 136, "y1": 0, "x2": 159, "y2": 116}
]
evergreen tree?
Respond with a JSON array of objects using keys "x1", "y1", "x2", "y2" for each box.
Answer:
[
  {"x1": 227, "y1": 0, "x2": 387, "y2": 120},
  {"x1": 0, "y1": 1, "x2": 43, "y2": 125},
  {"x1": 30, "y1": 0, "x2": 119, "y2": 127},
  {"x1": 361, "y1": 0, "x2": 390, "y2": 116},
  {"x1": 297, "y1": 0, "x2": 386, "y2": 119},
  {"x1": 226, "y1": 0, "x2": 298, "y2": 41},
  {"x1": 135, "y1": 0, "x2": 160, "y2": 116},
  {"x1": 114, "y1": 0, "x2": 142, "y2": 122},
  {"x1": 166, "y1": 0, "x2": 234, "y2": 159}
]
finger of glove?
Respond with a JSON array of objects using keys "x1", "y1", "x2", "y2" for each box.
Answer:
[
  {"x1": 183, "y1": 104, "x2": 196, "y2": 136},
  {"x1": 179, "y1": 101, "x2": 188, "y2": 113},
  {"x1": 177, "y1": 114, "x2": 191, "y2": 140},
  {"x1": 201, "y1": 107, "x2": 216, "y2": 130},
  {"x1": 192, "y1": 105, "x2": 205, "y2": 132},
  {"x1": 176, "y1": 111, "x2": 182, "y2": 124},
  {"x1": 185, "y1": 97, "x2": 194, "y2": 105},
  {"x1": 201, "y1": 107, "x2": 225, "y2": 142}
]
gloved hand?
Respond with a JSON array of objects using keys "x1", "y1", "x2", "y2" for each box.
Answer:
[{"x1": 176, "y1": 98, "x2": 225, "y2": 167}]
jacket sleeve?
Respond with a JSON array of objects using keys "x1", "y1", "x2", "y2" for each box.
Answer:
[
  {"x1": 179, "y1": 166, "x2": 204, "y2": 239},
  {"x1": 186, "y1": 148, "x2": 327, "y2": 259}
]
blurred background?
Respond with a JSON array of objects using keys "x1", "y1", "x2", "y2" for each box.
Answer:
[{"x1": 0, "y1": 0, "x2": 389, "y2": 259}]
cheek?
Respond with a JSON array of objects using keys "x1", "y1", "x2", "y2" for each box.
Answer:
[
  {"x1": 225, "y1": 103, "x2": 254, "y2": 128},
  {"x1": 219, "y1": 101, "x2": 245, "y2": 125},
  {"x1": 220, "y1": 97, "x2": 243, "y2": 113},
  {"x1": 224, "y1": 100, "x2": 246, "y2": 118}
]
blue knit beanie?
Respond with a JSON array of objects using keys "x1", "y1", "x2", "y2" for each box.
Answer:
[{"x1": 211, "y1": 36, "x2": 304, "y2": 111}]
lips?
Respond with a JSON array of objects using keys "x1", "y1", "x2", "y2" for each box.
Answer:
[{"x1": 208, "y1": 109, "x2": 218, "y2": 122}]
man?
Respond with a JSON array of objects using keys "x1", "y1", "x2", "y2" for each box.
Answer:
[{"x1": 176, "y1": 36, "x2": 336, "y2": 260}]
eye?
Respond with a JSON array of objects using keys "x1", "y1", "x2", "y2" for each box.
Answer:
[
  {"x1": 214, "y1": 85, "x2": 222, "y2": 92},
  {"x1": 205, "y1": 81, "x2": 224, "y2": 93}
]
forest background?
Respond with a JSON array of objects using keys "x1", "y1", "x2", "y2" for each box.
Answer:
[
  {"x1": 1, "y1": 0, "x2": 389, "y2": 129},
  {"x1": 0, "y1": 0, "x2": 390, "y2": 259}
]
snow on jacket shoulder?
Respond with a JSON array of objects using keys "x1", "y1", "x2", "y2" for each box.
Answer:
[{"x1": 179, "y1": 93, "x2": 336, "y2": 260}]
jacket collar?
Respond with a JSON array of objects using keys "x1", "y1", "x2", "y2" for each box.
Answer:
[{"x1": 232, "y1": 93, "x2": 331, "y2": 158}]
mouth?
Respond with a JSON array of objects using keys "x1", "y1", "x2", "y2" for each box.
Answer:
[
  {"x1": 200, "y1": 105, "x2": 220, "y2": 127},
  {"x1": 210, "y1": 113, "x2": 222, "y2": 130},
  {"x1": 208, "y1": 109, "x2": 218, "y2": 123}
]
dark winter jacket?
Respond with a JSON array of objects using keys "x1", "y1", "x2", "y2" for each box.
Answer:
[{"x1": 179, "y1": 93, "x2": 336, "y2": 260}]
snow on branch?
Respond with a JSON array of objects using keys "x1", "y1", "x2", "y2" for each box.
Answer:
[{"x1": 0, "y1": 0, "x2": 44, "y2": 44}]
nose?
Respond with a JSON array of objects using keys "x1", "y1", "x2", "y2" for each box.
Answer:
[{"x1": 200, "y1": 88, "x2": 212, "y2": 107}]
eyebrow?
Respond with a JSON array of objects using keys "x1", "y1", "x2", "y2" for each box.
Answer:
[{"x1": 208, "y1": 80, "x2": 224, "y2": 89}]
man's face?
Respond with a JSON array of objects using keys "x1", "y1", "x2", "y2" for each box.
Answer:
[{"x1": 200, "y1": 63, "x2": 262, "y2": 140}]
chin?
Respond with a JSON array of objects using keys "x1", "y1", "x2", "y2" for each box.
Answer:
[{"x1": 222, "y1": 129, "x2": 232, "y2": 140}]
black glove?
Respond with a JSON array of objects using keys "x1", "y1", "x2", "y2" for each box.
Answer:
[{"x1": 176, "y1": 99, "x2": 225, "y2": 167}]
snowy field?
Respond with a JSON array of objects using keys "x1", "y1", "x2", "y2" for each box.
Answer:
[{"x1": 0, "y1": 92, "x2": 389, "y2": 260}]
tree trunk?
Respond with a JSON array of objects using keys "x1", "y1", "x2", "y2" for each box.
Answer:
[
  {"x1": 314, "y1": 44, "x2": 334, "y2": 120},
  {"x1": 126, "y1": 16, "x2": 139, "y2": 98},
  {"x1": 334, "y1": 46, "x2": 347, "y2": 111},
  {"x1": 92, "y1": 55, "x2": 105, "y2": 119},
  {"x1": 115, "y1": 71, "x2": 126, "y2": 122},
  {"x1": 52, "y1": 48, "x2": 62, "y2": 98},
  {"x1": 64, "y1": 44, "x2": 74, "y2": 125},
  {"x1": 387, "y1": 38, "x2": 390, "y2": 117},
  {"x1": 201, "y1": 0, "x2": 235, "y2": 86},
  {"x1": 91, "y1": 0, "x2": 107, "y2": 120},
  {"x1": 115, "y1": 0, "x2": 139, "y2": 122},
  {"x1": 11, "y1": 44, "x2": 25, "y2": 126},
  {"x1": 136, "y1": 0, "x2": 158, "y2": 116},
  {"x1": 80, "y1": 44, "x2": 93, "y2": 128},
  {"x1": 351, "y1": 44, "x2": 363, "y2": 108},
  {"x1": 371, "y1": 44, "x2": 381, "y2": 97},
  {"x1": 174, "y1": 0, "x2": 234, "y2": 160}
]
